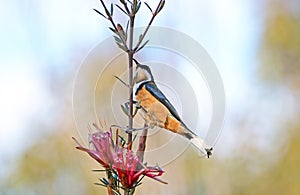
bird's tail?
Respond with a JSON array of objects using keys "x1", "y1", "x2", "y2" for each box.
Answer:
[
  {"x1": 190, "y1": 136, "x2": 213, "y2": 158},
  {"x1": 181, "y1": 126, "x2": 213, "y2": 158},
  {"x1": 159, "y1": 116, "x2": 213, "y2": 158}
]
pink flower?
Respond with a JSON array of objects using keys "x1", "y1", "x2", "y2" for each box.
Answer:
[
  {"x1": 72, "y1": 126, "x2": 116, "y2": 169},
  {"x1": 113, "y1": 149, "x2": 167, "y2": 188},
  {"x1": 73, "y1": 124, "x2": 167, "y2": 188}
]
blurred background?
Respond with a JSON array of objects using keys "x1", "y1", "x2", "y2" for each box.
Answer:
[{"x1": 1, "y1": 0, "x2": 300, "y2": 194}]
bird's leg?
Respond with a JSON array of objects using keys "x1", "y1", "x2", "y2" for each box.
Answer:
[
  {"x1": 132, "y1": 101, "x2": 143, "y2": 117},
  {"x1": 121, "y1": 100, "x2": 142, "y2": 118}
]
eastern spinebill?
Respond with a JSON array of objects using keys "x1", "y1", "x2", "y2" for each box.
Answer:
[{"x1": 133, "y1": 60, "x2": 213, "y2": 158}]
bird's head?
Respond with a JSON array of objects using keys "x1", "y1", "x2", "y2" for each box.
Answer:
[{"x1": 134, "y1": 59, "x2": 154, "y2": 84}]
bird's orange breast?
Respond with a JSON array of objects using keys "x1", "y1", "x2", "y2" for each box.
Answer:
[
  {"x1": 135, "y1": 85, "x2": 157, "y2": 110},
  {"x1": 135, "y1": 85, "x2": 186, "y2": 135}
]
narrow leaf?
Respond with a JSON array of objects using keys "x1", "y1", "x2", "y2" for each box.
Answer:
[
  {"x1": 121, "y1": 105, "x2": 129, "y2": 116},
  {"x1": 135, "y1": 175, "x2": 146, "y2": 187},
  {"x1": 113, "y1": 36, "x2": 122, "y2": 43},
  {"x1": 118, "y1": 135, "x2": 126, "y2": 146},
  {"x1": 92, "y1": 169, "x2": 107, "y2": 172},
  {"x1": 111, "y1": 188, "x2": 121, "y2": 195},
  {"x1": 132, "y1": 133, "x2": 138, "y2": 142},
  {"x1": 125, "y1": 20, "x2": 129, "y2": 37},
  {"x1": 124, "y1": 102, "x2": 129, "y2": 110},
  {"x1": 157, "y1": 0, "x2": 165, "y2": 13},
  {"x1": 136, "y1": 1, "x2": 141, "y2": 13},
  {"x1": 110, "y1": 3, "x2": 114, "y2": 16},
  {"x1": 132, "y1": 0, "x2": 140, "y2": 13},
  {"x1": 131, "y1": 4, "x2": 134, "y2": 13},
  {"x1": 93, "y1": 9, "x2": 107, "y2": 19},
  {"x1": 138, "y1": 34, "x2": 143, "y2": 41},
  {"x1": 114, "y1": 75, "x2": 128, "y2": 87},
  {"x1": 100, "y1": 178, "x2": 109, "y2": 185},
  {"x1": 117, "y1": 23, "x2": 124, "y2": 33},
  {"x1": 136, "y1": 40, "x2": 149, "y2": 53},
  {"x1": 116, "y1": 42, "x2": 127, "y2": 51},
  {"x1": 109, "y1": 27, "x2": 117, "y2": 34},
  {"x1": 132, "y1": 71, "x2": 138, "y2": 86},
  {"x1": 118, "y1": 29, "x2": 127, "y2": 45},
  {"x1": 144, "y1": 2, "x2": 153, "y2": 13},
  {"x1": 115, "y1": 4, "x2": 128, "y2": 15},
  {"x1": 94, "y1": 183, "x2": 107, "y2": 187}
]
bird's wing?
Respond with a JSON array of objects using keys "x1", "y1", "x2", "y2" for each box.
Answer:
[{"x1": 144, "y1": 81, "x2": 187, "y2": 127}]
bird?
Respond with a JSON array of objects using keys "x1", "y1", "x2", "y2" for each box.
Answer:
[{"x1": 133, "y1": 59, "x2": 213, "y2": 158}]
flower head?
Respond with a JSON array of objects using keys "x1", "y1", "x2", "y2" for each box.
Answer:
[
  {"x1": 73, "y1": 123, "x2": 167, "y2": 189},
  {"x1": 72, "y1": 124, "x2": 116, "y2": 168},
  {"x1": 113, "y1": 148, "x2": 167, "y2": 188}
]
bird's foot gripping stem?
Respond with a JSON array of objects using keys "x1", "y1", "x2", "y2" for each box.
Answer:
[{"x1": 121, "y1": 100, "x2": 144, "y2": 118}]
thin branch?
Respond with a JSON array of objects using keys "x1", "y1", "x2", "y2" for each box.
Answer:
[
  {"x1": 133, "y1": 0, "x2": 165, "y2": 52},
  {"x1": 144, "y1": 2, "x2": 153, "y2": 13},
  {"x1": 98, "y1": 0, "x2": 129, "y2": 51},
  {"x1": 115, "y1": 4, "x2": 128, "y2": 15},
  {"x1": 93, "y1": 8, "x2": 108, "y2": 19},
  {"x1": 120, "y1": 0, "x2": 131, "y2": 15},
  {"x1": 127, "y1": 11, "x2": 136, "y2": 148},
  {"x1": 136, "y1": 123, "x2": 149, "y2": 168}
]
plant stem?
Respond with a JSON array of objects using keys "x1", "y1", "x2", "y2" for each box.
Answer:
[
  {"x1": 124, "y1": 188, "x2": 130, "y2": 195},
  {"x1": 134, "y1": 14, "x2": 155, "y2": 52},
  {"x1": 136, "y1": 124, "x2": 148, "y2": 167},
  {"x1": 134, "y1": 0, "x2": 163, "y2": 51},
  {"x1": 124, "y1": 188, "x2": 135, "y2": 195},
  {"x1": 127, "y1": 14, "x2": 135, "y2": 147}
]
